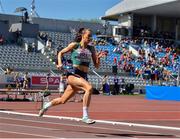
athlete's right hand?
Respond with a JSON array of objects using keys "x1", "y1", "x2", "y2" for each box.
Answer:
[{"x1": 57, "y1": 64, "x2": 63, "y2": 70}]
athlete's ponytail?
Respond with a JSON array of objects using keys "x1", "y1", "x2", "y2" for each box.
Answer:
[{"x1": 74, "y1": 28, "x2": 85, "y2": 42}]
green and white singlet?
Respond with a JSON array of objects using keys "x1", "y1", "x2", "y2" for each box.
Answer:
[{"x1": 71, "y1": 43, "x2": 95, "y2": 67}]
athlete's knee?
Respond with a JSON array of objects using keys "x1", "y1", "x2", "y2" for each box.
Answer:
[
  {"x1": 53, "y1": 98, "x2": 67, "y2": 105},
  {"x1": 59, "y1": 98, "x2": 67, "y2": 104},
  {"x1": 86, "y1": 85, "x2": 93, "y2": 94}
]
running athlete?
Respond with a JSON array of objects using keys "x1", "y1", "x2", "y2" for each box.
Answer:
[{"x1": 39, "y1": 28, "x2": 107, "y2": 124}]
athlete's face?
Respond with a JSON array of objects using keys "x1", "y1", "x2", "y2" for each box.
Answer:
[{"x1": 83, "y1": 30, "x2": 92, "y2": 43}]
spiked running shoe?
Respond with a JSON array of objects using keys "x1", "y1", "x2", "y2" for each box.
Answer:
[
  {"x1": 82, "y1": 117, "x2": 95, "y2": 124},
  {"x1": 38, "y1": 108, "x2": 47, "y2": 117}
]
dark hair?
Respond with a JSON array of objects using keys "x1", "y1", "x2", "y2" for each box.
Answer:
[{"x1": 74, "y1": 28, "x2": 85, "y2": 42}]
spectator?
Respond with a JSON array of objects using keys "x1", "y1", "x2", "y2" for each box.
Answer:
[
  {"x1": 32, "y1": 42, "x2": 36, "y2": 52},
  {"x1": 113, "y1": 74, "x2": 119, "y2": 95},
  {"x1": 23, "y1": 72, "x2": 29, "y2": 89},
  {"x1": 46, "y1": 38, "x2": 52, "y2": 48},
  {"x1": 14, "y1": 72, "x2": 20, "y2": 91},
  {"x1": 4, "y1": 67, "x2": 12, "y2": 75},
  {"x1": 24, "y1": 11, "x2": 29, "y2": 23},
  {"x1": 114, "y1": 57, "x2": 117, "y2": 65},
  {"x1": 96, "y1": 30, "x2": 101, "y2": 35},
  {"x1": 102, "y1": 75, "x2": 110, "y2": 95},
  {"x1": 0, "y1": 34, "x2": 4, "y2": 45},
  {"x1": 46, "y1": 72, "x2": 51, "y2": 89},
  {"x1": 15, "y1": 29, "x2": 22, "y2": 44},
  {"x1": 120, "y1": 78, "x2": 126, "y2": 94}
]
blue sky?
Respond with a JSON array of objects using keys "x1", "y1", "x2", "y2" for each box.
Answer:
[{"x1": 0, "y1": 0, "x2": 120, "y2": 20}]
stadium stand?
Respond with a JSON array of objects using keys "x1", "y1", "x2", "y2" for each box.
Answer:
[
  {"x1": 0, "y1": 13, "x2": 179, "y2": 95},
  {"x1": 0, "y1": 44, "x2": 56, "y2": 71}
]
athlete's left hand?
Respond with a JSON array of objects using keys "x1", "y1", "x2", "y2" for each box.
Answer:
[{"x1": 97, "y1": 50, "x2": 108, "y2": 58}]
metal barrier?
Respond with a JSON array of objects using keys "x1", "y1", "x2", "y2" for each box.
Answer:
[{"x1": 0, "y1": 89, "x2": 60, "y2": 109}]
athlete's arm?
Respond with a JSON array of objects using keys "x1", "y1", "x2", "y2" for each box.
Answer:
[
  {"x1": 57, "y1": 42, "x2": 77, "y2": 68},
  {"x1": 91, "y1": 46, "x2": 99, "y2": 68},
  {"x1": 91, "y1": 46, "x2": 107, "y2": 69}
]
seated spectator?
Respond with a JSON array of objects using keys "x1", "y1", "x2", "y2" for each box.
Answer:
[
  {"x1": 96, "y1": 30, "x2": 101, "y2": 35},
  {"x1": 4, "y1": 67, "x2": 12, "y2": 75},
  {"x1": 32, "y1": 42, "x2": 36, "y2": 52},
  {"x1": 0, "y1": 34, "x2": 4, "y2": 45},
  {"x1": 113, "y1": 57, "x2": 117, "y2": 65},
  {"x1": 46, "y1": 38, "x2": 52, "y2": 48}
]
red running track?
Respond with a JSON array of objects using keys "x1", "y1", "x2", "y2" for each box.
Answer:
[{"x1": 0, "y1": 95, "x2": 180, "y2": 138}]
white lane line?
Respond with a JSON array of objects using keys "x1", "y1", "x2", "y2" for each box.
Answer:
[
  {"x1": 1, "y1": 123, "x2": 62, "y2": 131},
  {"x1": 0, "y1": 129, "x2": 63, "y2": 138},
  {"x1": 0, "y1": 110, "x2": 180, "y2": 131},
  {"x1": 12, "y1": 110, "x2": 180, "y2": 113},
  {"x1": 0, "y1": 130, "x2": 138, "y2": 139},
  {"x1": 0, "y1": 116, "x2": 168, "y2": 136},
  {"x1": 96, "y1": 120, "x2": 180, "y2": 131},
  {"x1": 105, "y1": 119, "x2": 180, "y2": 121}
]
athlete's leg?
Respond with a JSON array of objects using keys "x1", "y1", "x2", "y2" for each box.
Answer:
[
  {"x1": 39, "y1": 85, "x2": 77, "y2": 117},
  {"x1": 39, "y1": 74, "x2": 95, "y2": 123},
  {"x1": 51, "y1": 85, "x2": 77, "y2": 105},
  {"x1": 67, "y1": 75, "x2": 95, "y2": 124},
  {"x1": 68, "y1": 75, "x2": 93, "y2": 107}
]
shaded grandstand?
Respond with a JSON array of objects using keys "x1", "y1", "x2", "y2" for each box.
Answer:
[{"x1": 0, "y1": 9, "x2": 179, "y2": 94}]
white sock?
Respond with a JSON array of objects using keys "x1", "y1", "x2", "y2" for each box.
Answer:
[
  {"x1": 83, "y1": 107, "x2": 88, "y2": 118},
  {"x1": 43, "y1": 102, "x2": 52, "y2": 110}
]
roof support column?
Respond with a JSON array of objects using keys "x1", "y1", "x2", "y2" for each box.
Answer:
[
  {"x1": 175, "y1": 19, "x2": 180, "y2": 41},
  {"x1": 128, "y1": 13, "x2": 133, "y2": 37},
  {"x1": 152, "y1": 15, "x2": 157, "y2": 32}
]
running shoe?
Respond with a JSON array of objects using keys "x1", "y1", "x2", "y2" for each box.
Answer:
[
  {"x1": 38, "y1": 108, "x2": 47, "y2": 117},
  {"x1": 82, "y1": 117, "x2": 95, "y2": 124}
]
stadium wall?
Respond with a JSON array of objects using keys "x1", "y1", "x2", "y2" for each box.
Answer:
[
  {"x1": 0, "y1": 20, "x2": 13, "y2": 40},
  {"x1": 0, "y1": 20, "x2": 9, "y2": 38},
  {"x1": 0, "y1": 14, "x2": 111, "y2": 34},
  {"x1": 9, "y1": 23, "x2": 39, "y2": 38},
  {"x1": 146, "y1": 86, "x2": 180, "y2": 101}
]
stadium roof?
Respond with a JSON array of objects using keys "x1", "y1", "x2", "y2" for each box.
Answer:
[{"x1": 101, "y1": 0, "x2": 180, "y2": 21}]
